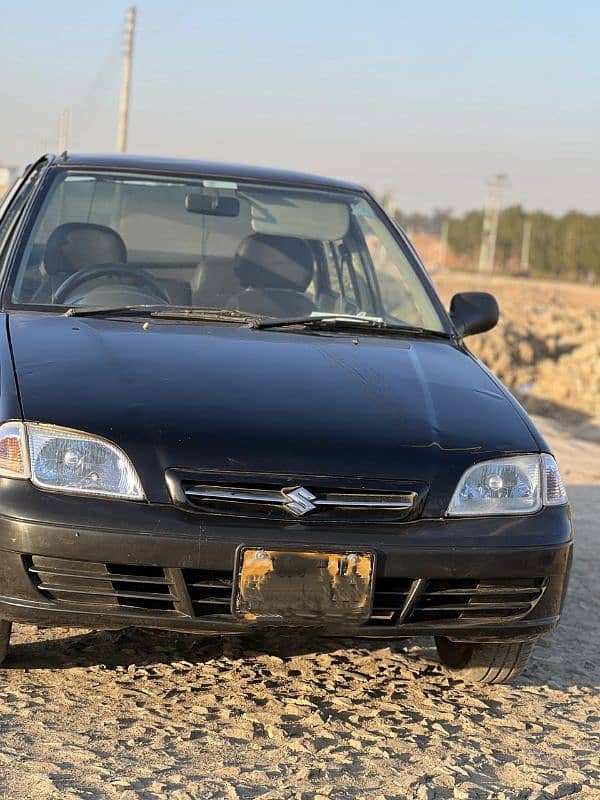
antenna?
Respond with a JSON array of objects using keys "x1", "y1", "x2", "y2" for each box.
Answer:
[{"x1": 116, "y1": 5, "x2": 137, "y2": 153}]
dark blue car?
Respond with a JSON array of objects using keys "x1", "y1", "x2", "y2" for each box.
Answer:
[{"x1": 0, "y1": 153, "x2": 571, "y2": 683}]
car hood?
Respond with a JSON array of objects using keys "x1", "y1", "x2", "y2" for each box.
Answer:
[{"x1": 8, "y1": 314, "x2": 539, "y2": 509}]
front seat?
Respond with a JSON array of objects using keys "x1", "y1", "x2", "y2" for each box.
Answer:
[
  {"x1": 191, "y1": 255, "x2": 243, "y2": 309},
  {"x1": 230, "y1": 234, "x2": 315, "y2": 317},
  {"x1": 34, "y1": 222, "x2": 127, "y2": 303}
]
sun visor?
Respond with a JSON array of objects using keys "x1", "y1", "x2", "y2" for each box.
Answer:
[{"x1": 247, "y1": 189, "x2": 350, "y2": 241}]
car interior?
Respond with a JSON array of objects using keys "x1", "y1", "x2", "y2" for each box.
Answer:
[
  {"x1": 10, "y1": 173, "x2": 439, "y2": 330},
  {"x1": 16, "y1": 220, "x2": 380, "y2": 316}
]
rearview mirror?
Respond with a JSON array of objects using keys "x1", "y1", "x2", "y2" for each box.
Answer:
[
  {"x1": 185, "y1": 193, "x2": 240, "y2": 217},
  {"x1": 450, "y1": 292, "x2": 499, "y2": 337}
]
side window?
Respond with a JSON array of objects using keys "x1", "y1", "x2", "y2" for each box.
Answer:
[
  {"x1": 322, "y1": 235, "x2": 377, "y2": 314},
  {"x1": 322, "y1": 243, "x2": 342, "y2": 294},
  {"x1": 0, "y1": 166, "x2": 44, "y2": 258},
  {"x1": 0, "y1": 164, "x2": 49, "y2": 304},
  {"x1": 343, "y1": 236, "x2": 377, "y2": 313},
  {"x1": 320, "y1": 241, "x2": 358, "y2": 312},
  {"x1": 355, "y1": 212, "x2": 435, "y2": 327}
]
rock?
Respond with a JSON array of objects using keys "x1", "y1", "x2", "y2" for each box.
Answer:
[
  {"x1": 541, "y1": 782, "x2": 582, "y2": 798},
  {"x1": 517, "y1": 340, "x2": 537, "y2": 364},
  {"x1": 452, "y1": 788, "x2": 470, "y2": 799}
]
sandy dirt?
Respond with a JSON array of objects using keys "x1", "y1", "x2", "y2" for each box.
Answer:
[{"x1": 0, "y1": 415, "x2": 597, "y2": 800}]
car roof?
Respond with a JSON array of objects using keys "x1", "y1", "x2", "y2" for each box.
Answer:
[{"x1": 51, "y1": 153, "x2": 365, "y2": 193}]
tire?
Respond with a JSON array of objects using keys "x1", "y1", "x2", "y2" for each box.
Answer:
[
  {"x1": 435, "y1": 636, "x2": 534, "y2": 684},
  {"x1": 0, "y1": 621, "x2": 12, "y2": 665}
]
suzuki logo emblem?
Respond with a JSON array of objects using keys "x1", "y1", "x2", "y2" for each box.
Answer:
[{"x1": 281, "y1": 486, "x2": 317, "y2": 517}]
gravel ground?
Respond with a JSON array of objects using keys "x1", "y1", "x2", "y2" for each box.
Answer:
[{"x1": 0, "y1": 418, "x2": 598, "y2": 800}]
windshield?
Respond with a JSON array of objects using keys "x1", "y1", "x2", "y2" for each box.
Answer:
[{"x1": 8, "y1": 169, "x2": 445, "y2": 332}]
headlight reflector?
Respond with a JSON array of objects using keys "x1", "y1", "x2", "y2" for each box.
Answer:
[
  {"x1": 26, "y1": 423, "x2": 144, "y2": 500},
  {"x1": 447, "y1": 455, "x2": 542, "y2": 516}
]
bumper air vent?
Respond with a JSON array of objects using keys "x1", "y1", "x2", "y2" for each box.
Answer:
[{"x1": 25, "y1": 556, "x2": 547, "y2": 629}]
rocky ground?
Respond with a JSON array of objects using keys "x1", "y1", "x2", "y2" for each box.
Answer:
[{"x1": 0, "y1": 416, "x2": 598, "y2": 800}]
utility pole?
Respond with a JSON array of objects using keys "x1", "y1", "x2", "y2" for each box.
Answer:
[
  {"x1": 58, "y1": 109, "x2": 70, "y2": 152},
  {"x1": 116, "y1": 5, "x2": 137, "y2": 153},
  {"x1": 382, "y1": 191, "x2": 396, "y2": 222},
  {"x1": 478, "y1": 173, "x2": 508, "y2": 273},
  {"x1": 520, "y1": 217, "x2": 532, "y2": 274},
  {"x1": 438, "y1": 217, "x2": 449, "y2": 269}
]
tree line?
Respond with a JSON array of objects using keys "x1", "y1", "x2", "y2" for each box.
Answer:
[{"x1": 393, "y1": 206, "x2": 600, "y2": 282}]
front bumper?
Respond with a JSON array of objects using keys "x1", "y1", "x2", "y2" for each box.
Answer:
[{"x1": 0, "y1": 481, "x2": 573, "y2": 642}]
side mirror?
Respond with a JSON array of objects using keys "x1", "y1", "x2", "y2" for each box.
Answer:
[{"x1": 450, "y1": 291, "x2": 499, "y2": 337}]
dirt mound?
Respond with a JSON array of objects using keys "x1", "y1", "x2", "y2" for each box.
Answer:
[{"x1": 432, "y1": 271, "x2": 600, "y2": 440}]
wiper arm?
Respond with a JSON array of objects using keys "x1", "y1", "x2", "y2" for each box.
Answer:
[
  {"x1": 251, "y1": 314, "x2": 452, "y2": 338},
  {"x1": 64, "y1": 304, "x2": 166, "y2": 318},
  {"x1": 149, "y1": 307, "x2": 258, "y2": 323},
  {"x1": 64, "y1": 305, "x2": 258, "y2": 323},
  {"x1": 251, "y1": 314, "x2": 382, "y2": 330}
]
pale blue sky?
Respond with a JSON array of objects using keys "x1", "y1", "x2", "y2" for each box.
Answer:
[{"x1": 2, "y1": 0, "x2": 598, "y2": 213}]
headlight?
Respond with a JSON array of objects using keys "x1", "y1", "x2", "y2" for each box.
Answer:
[
  {"x1": 0, "y1": 421, "x2": 144, "y2": 500},
  {"x1": 447, "y1": 453, "x2": 567, "y2": 516}
]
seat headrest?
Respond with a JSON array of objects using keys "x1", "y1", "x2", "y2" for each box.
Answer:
[
  {"x1": 235, "y1": 234, "x2": 313, "y2": 292},
  {"x1": 44, "y1": 223, "x2": 127, "y2": 276}
]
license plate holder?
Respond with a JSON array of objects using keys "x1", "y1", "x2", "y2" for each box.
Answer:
[{"x1": 233, "y1": 548, "x2": 375, "y2": 624}]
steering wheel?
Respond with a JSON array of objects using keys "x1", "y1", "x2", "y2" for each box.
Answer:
[{"x1": 53, "y1": 264, "x2": 171, "y2": 305}]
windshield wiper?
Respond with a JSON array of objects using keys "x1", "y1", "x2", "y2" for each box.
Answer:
[
  {"x1": 250, "y1": 314, "x2": 452, "y2": 338},
  {"x1": 64, "y1": 305, "x2": 258, "y2": 323},
  {"x1": 150, "y1": 307, "x2": 258, "y2": 323},
  {"x1": 63, "y1": 306, "x2": 450, "y2": 337},
  {"x1": 64, "y1": 304, "x2": 165, "y2": 317}
]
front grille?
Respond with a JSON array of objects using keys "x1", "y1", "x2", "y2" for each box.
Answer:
[
  {"x1": 167, "y1": 470, "x2": 427, "y2": 523},
  {"x1": 25, "y1": 556, "x2": 546, "y2": 628}
]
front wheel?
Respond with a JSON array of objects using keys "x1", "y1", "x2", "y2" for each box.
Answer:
[
  {"x1": 0, "y1": 621, "x2": 12, "y2": 665},
  {"x1": 435, "y1": 636, "x2": 534, "y2": 684}
]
